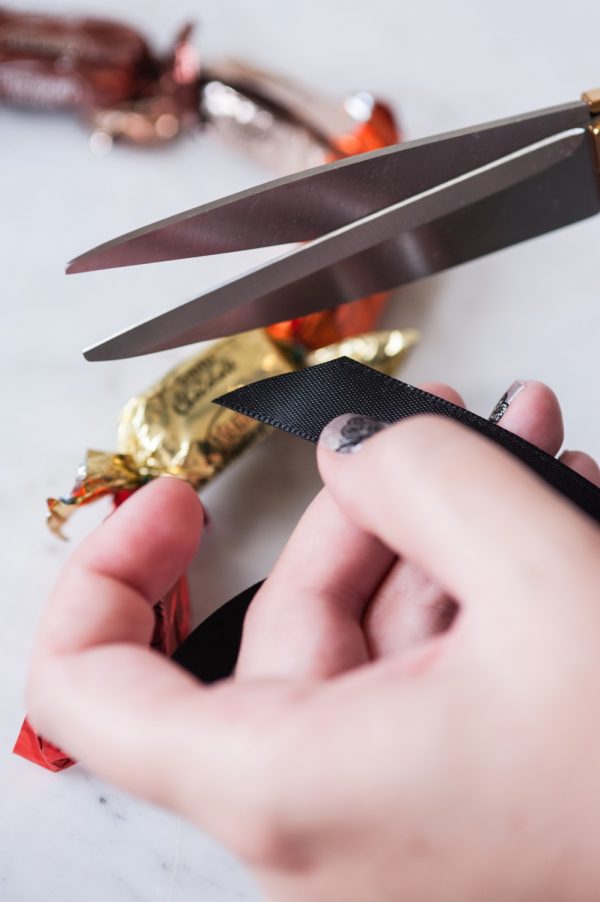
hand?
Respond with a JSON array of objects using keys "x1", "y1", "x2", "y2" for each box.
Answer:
[{"x1": 26, "y1": 381, "x2": 600, "y2": 901}]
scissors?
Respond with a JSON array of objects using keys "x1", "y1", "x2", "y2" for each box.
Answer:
[{"x1": 69, "y1": 88, "x2": 600, "y2": 361}]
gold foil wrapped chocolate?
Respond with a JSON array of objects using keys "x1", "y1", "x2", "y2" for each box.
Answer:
[
  {"x1": 47, "y1": 328, "x2": 418, "y2": 537},
  {"x1": 0, "y1": 9, "x2": 400, "y2": 159},
  {"x1": 0, "y1": 8, "x2": 151, "y2": 110},
  {"x1": 305, "y1": 328, "x2": 419, "y2": 374},
  {"x1": 117, "y1": 329, "x2": 291, "y2": 486},
  {"x1": 200, "y1": 59, "x2": 400, "y2": 173}
]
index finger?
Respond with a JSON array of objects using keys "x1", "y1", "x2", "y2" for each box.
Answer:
[
  {"x1": 27, "y1": 481, "x2": 275, "y2": 823},
  {"x1": 34, "y1": 477, "x2": 204, "y2": 657},
  {"x1": 317, "y1": 416, "x2": 600, "y2": 624}
]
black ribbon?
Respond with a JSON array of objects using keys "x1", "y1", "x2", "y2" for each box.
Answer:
[
  {"x1": 172, "y1": 358, "x2": 600, "y2": 682},
  {"x1": 172, "y1": 581, "x2": 263, "y2": 682},
  {"x1": 216, "y1": 357, "x2": 600, "y2": 522}
]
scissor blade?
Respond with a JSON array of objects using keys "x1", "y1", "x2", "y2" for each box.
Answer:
[
  {"x1": 69, "y1": 102, "x2": 589, "y2": 274},
  {"x1": 84, "y1": 131, "x2": 600, "y2": 361}
]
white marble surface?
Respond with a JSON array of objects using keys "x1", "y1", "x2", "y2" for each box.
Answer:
[{"x1": 2, "y1": 0, "x2": 599, "y2": 899}]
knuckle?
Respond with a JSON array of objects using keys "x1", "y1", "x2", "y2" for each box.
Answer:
[
  {"x1": 206, "y1": 759, "x2": 309, "y2": 871},
  {"x1": 235, "y1": 730, "x2": 311, "y2": 870},
  {"x1": 232, "y1": 807, "x2": 306, "y2": 871},
  {"x1": 185, "y1": 686, "x2": 317, "y2": 873}
]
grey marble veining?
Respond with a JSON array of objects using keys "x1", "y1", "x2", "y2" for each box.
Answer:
[{"x1": 3, "y1": 0, "x2": 599, "y2": 899}]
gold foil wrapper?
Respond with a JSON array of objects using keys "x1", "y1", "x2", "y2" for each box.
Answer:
[
  {"x1": 47, "y1": 451, "x2": 144, "y2": 538},
  {"x1": 117, "y1": 329, "x2": 291, "y2": 485},
  {"x1": 47, "y1": 328, "x2": 418, "y2": 537},
  {"x1": 305, "y1": 329, "x2": 419, "y2": 375}
]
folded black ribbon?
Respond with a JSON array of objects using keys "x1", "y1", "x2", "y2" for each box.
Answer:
[
  {"x1": 172, "y1": 580, "x2": 263, "y2": 682},
  {"x1": 172, "y1": 358, "x2": 600, "y2": 682},
  {"x1": 216, "y1": 357, "x2": 600, "y2": 522}
]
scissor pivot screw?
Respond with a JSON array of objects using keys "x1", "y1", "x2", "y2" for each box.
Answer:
[{"x1": 582, "y1": 88, "x2": 600, "y2": 114}]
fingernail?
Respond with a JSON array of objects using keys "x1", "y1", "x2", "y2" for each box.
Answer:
[
  {"x1": 319, "y1": 414, "x2": 389, "y2": 453},
  {"x1": 489, "y1": 380, "x2": 526, "y2": 423}
]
